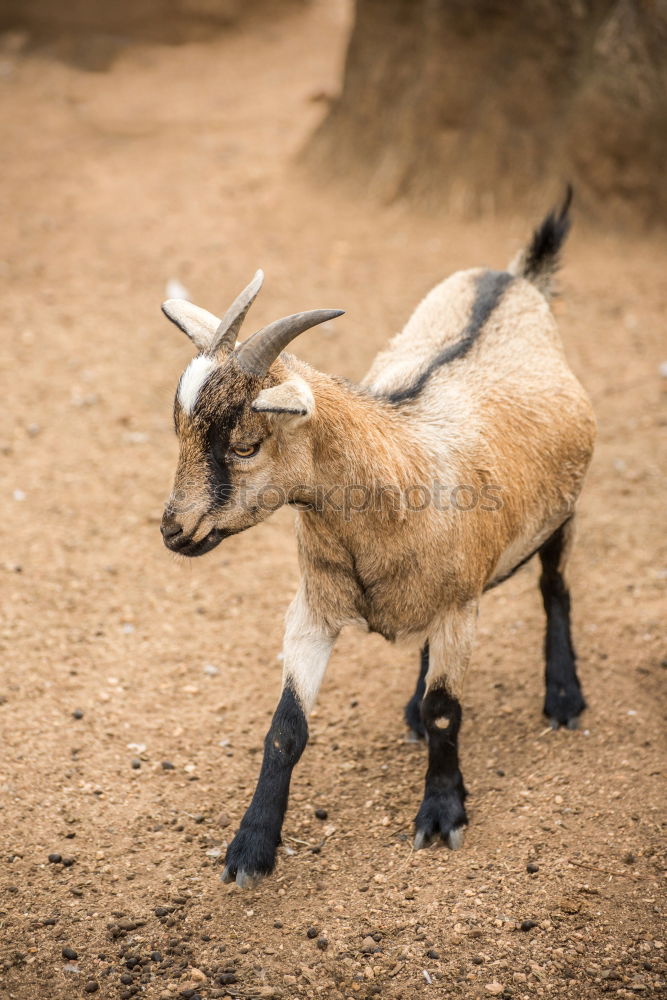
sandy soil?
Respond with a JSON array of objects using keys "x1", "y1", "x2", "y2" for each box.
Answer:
[{"x1": 1, "y1": 3, "x2": 666, "y2": 999}]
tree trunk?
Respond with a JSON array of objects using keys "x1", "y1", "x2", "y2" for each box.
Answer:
[{"x1": 305, "y1": 0, "x2": 667, "y2": 226}]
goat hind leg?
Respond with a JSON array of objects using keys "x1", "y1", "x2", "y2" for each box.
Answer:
[
  {"x1": 539, "y1": 518, "x2": 586, "y2": 729},
  {"x1": 404, "y1": 643, "x2": 428, "y2": 740}
]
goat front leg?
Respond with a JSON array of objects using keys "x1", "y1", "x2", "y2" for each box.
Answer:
[
  {"x1": 222, "y1": 588, "x2": 337, "y2": 888},
  {"x1": 414, "y1": 601, "x2": 477, "y2": 852}
]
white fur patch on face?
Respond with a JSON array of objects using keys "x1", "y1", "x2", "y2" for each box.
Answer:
[{"x1": 178, "y1": 355, "x2": 216, "y2": 415}]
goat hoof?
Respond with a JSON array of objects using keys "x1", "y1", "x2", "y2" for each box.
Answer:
[
  {"x1": 548, "y1": 713, "x2": 582, "y2": 731},
  {"x1": 544, "y1": 686, "x2": 586, "y2": 730},
  {"x1": 220, "y1": 865, "x2": 265, "y2": 889},
  {"x1": 414, "y1": 787, "x2": 467, "y2": 852},
  {"x1": 413, "y1": 828, "x2": 431, "y2": 851},
  {"x1": 236, "y1": 869, "x2": 263, "y2": 890},
  {"x1": 446, "y1": 825, "x2": 466, "y2": 850},
  {"x1": 413, "y1": 823, "x2": 466, "y2": 852},
  {"x1": 221, "y1": 825, "x2": 278, "y2": 888}
]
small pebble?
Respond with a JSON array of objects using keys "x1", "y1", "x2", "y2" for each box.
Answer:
[
  {"x1": 120, "y1": 974, "x2": 133, "y2": 985},
  {"x1": 62, "y1": 946, "x2": 78, "y2": 960},
  {"x1": 520, "y1": 920, "x2": 538, "y2": 932},
  {"x1": 526, "y1": 863, "x2": 539, "y2": 873},
  {"x1": 43, "y1": 918, "x2": 57, "y2": 926},
  {"x1": 314, "y1": 808, "x2": 328, "y2": 820},
  {"x1": 62, "y1": 857, "x2": 75, "y2": 867},
  {"x1": 306, "y1": 926, "x2": 319, "y2": 939},
  {"x1": 150, "y1": 951, "x2": 163, "y2": 962},
  {"x1": 131, "y1": 759, "x2": 141, "y2": 770},
  {"x1": 316, "y1": 937, "x2": 329, "y2": 951},
  {"x1": 72, "y1": 709, "x2": 84, "y2": 720},
  {"x1": 84, "y1": 984, "x2": 99, "y2": 994},
  {"x1": 161, "y1": 761, "x2": 175, "y2": 770},
  {"x1": 273, "y1": 920, "x2": 283, "y2": 928},
  {"x1": 48, "y1": 853, "x2": 62, "y2": 864},
  {"x1": 426, "y1": 948, "x2": 440, "y2": 959}
]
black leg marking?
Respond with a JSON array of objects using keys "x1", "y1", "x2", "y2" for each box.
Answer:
[
  {"x1": 414, "y1": 686, "x2": 468, "y2": 850},
  {"x1": 222, "y1": 685, "x2": 308, "y2": 887},
  {"x1": 539, "y1": 522, "x2": 586, "y2": 729},
  {"x1": 404, "y1": 644, "x2": 429, "y2": 740}
]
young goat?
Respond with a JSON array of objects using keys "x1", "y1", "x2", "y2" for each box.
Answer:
[{"x1": 160, "y1": 192, "x2": 595, "y2": 887}]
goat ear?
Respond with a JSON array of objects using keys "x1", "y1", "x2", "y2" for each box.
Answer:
[
  {"x1": 162, "y1": 299, "x2": 222, "y2": 353},
  {"x1": 251, "y1": 375, "x2": 314, "y2": 425}
]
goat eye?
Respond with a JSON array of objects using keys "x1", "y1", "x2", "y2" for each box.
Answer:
[{"x1": 231, "y1": 443, "x2": 259, "y2": 458}]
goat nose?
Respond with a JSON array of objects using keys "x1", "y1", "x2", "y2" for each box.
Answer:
[{"x1": 161, "y1": 514, "x2": 183, "y2": 540}]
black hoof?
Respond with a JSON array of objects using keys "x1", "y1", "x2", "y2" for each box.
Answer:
[
  {"x1": 414, "y1": 785, "x2": 468, "y2": 851},
  {"x1": 404, "y1": 695, "x2": 426, "y2": 741},
  {"x1": 544, "y1": 684, "x2": 586, "y2": 729},
  {"x1": 221, "y1": 825, "x2": 279, "y2": 888}
]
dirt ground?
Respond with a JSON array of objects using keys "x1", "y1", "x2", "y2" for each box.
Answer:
[{"x1": 1, "y1": 3, "x2": 666, "y2": 999}]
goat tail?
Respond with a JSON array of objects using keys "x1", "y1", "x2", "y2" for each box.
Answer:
[{"x1": 508, "y1": 185, "x2": 573, "y2": 299}]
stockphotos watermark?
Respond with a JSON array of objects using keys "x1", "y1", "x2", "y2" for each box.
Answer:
[{"x1": 170, "y1": 480, "x2": 504, "y2": 520}]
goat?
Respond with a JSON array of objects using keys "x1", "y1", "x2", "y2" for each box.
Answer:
[{"x1": 159, "y1": 190, "x2": 595, "y2": 887}]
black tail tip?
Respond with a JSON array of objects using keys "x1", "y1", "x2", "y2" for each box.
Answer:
[
  {"x1": 520, "y1": 185, "x2": 574, "y2": 293},
  {"x1": 534, "y1": 184, "x2": 574, "y2": 260}
]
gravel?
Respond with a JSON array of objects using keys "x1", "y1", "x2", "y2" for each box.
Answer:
[{"x1": 62, "y1": 946, "x2": 78, "y2": 960}]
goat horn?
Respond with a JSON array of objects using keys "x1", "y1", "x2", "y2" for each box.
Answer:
[
  {"x1": 210, "y1": 269, "x2": 265, "y2": 355},
  {"x1": 235, "y1": 309, "x2": 344, "y2": 376}
]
